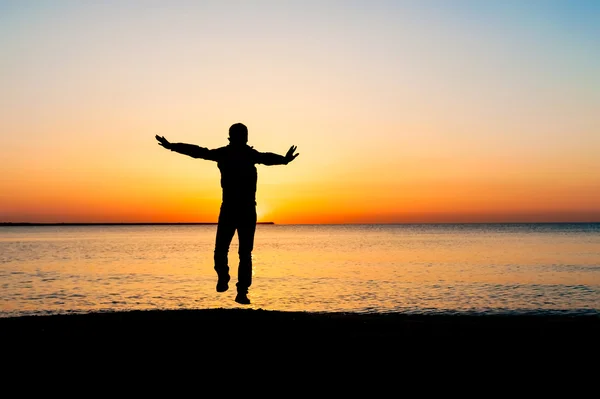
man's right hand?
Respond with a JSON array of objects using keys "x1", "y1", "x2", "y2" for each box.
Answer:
[
  {"x1": 156, "y1": 135, "x2": 171, "y2": 150},
  {"x1": 285, "y1": 145, "x2": 299, "y2": 164}
]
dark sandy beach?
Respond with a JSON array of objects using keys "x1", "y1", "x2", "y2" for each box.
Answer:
[
  {"x1": 3, "y1": 309, "x2": 599, "y2": 392},
  {"x1": 3, "y1": 309, "x2": 599, "y2": 360}
]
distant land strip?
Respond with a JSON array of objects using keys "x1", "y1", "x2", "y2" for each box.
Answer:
[{"x1": 0, "y1": 222, "x2": 275, "y2": 226}]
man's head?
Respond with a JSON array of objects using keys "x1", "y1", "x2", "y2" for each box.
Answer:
[{"x1": 228, "y1": 123, "x2": 248, "y2": 145}]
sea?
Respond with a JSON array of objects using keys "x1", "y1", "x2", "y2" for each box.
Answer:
[{"x1": 1, "y1": 223, "x2": 599, "y2": 317}]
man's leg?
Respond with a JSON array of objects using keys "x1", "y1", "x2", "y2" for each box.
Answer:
[
  {"x1": 214, "y1": 206, "x2": 236, "y2": 292},
  {"x1": 235, "y1": 207, "x2": 257, "y2": 304}
]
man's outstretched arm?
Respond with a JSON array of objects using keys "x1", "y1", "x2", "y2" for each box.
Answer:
[
  {"x1": 155, "y1": 135, "x2": 219, "y2": 161},
  {"x1": 257, "y1": 145, "x2": 299, "y2": 166}
]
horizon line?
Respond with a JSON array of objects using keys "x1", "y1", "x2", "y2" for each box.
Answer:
[
  {"x1": 0, "y1": 222, "x2": 274, "y2": 226},
  {"x1": 1, "y1": 221, "x2": 599, "y2": 226}
]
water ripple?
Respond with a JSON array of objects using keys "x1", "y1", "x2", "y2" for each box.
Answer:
[{"x1": 1, "y1": 224, "x2": 599, "y2": 317}]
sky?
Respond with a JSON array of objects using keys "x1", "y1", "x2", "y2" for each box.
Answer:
[{"x1": 1, "y1": 0, "x2": 599, "y2": 224}]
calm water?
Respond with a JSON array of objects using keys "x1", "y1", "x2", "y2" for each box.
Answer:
[{"x1": 1, "y1": 224, "x2": 599, "y2": 317}]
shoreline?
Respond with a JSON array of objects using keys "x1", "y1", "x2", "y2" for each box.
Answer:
[{"x1": 3, "y1": 307, "x2": 598, "y2": 340}]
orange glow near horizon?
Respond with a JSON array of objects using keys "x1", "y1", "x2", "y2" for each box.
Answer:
[
  {"x1": 1, "y1": 128, "x2": 600, "y2": 223},
  {"x1": 2, "y1": 171, "x2": 599, "y2": 223}
]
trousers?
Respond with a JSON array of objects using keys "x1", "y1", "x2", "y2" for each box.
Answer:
[{"x1": 213, "y1": 202, "x2": 257, "y2": 294}]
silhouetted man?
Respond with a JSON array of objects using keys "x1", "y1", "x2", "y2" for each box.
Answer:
[{"x1": 155, "y1": 123, "x2": 299, "y2": 304}]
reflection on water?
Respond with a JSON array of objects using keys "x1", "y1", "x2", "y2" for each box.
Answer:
[{"x1": 1, "y1": 224, "x2": 599, "y2": 316}]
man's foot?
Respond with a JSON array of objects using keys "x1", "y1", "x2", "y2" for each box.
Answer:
[
  {"x1": 216, "y1": 274, "x2": 230, "y2": 293},
  {"x1": 235, "y1": 292, "x2": 251, "y2": 305}
]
